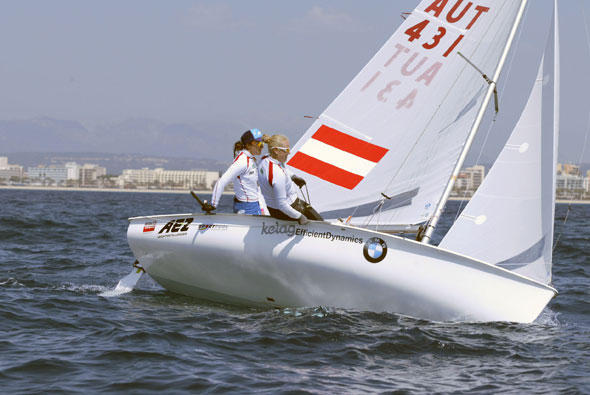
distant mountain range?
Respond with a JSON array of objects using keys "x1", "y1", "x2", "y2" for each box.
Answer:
[
  {"x1": 0, "y1": 116, "x2": 249, "y2": 161},
  {"x1": 2, "y1": 116, "x2": 587, "y2": 176}
]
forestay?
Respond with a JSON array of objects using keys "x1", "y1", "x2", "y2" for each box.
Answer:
[
  {"x1": 288, "y1": 0, "x2": 528, "y2": 227},
  {"x1": 439, "y1": 3, "x2": 559, "y2": 285}
]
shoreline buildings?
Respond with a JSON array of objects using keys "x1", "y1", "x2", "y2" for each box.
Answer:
[
  {"x1": 451, "y1": 165, "x2": 486, "y2": 197},
  {"x1": 450, "y1": 163, "x2": 590, "y2": 200},
  {"x1": 0, "y1": 157, "x2": 24, "y2": 181},
  {"x1": 1, "y1": 156, "x2": 220, "y2": 190},
  {"x1": 556, "y1": 164, "x2": 589, "y2": 199},
  {"x1": 27, "y1": 162, "x2": 106, "y2": 186},
  {"x1": 1, "y1": 155, "x2": 589, "y2": 197},
  {"x1": 119, "y1": 168, "x2": 219, "y2": 190}
]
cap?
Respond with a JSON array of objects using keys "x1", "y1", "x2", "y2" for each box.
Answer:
[{"x1": 240, "y1": 128, "x2": 263, "y2": 145}]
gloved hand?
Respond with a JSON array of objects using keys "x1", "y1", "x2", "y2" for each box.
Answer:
[
  {"x1": 291, "y1": 175, "x2": 306, "y2": 188},
  {"x1": 297, "y1": 214, "x2": 309, "y2": 225},
  {"x1": 202, "y1": 202, "x2": 216, "y2": 213}
]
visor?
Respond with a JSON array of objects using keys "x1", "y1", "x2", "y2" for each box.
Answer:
[{"x1": 241, "y1": 128, "x2": 263, "y2": 145}]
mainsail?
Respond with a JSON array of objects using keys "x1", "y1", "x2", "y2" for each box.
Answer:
[
  {"x1": 288, "y1": 0, "x2": 531, "y2": 227},
  {"x1": 439, "y1": 2, "x2": 559, "y2": 285}
]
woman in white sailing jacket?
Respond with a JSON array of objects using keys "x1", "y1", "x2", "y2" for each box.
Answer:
[
  {"x1": 258, "y1": 134, "x2": 322, "y2": 224},
  {"x1": 209, "y1": 129, "x2": 267, "y2": 215}
]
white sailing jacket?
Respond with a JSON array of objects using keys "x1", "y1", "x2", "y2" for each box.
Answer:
[
  {"x1": 211, "y1": 150, "x2": 263, "y2": 208},
  {"x1": 258, "y1": 156, "x2": 301, "y2": 219}
]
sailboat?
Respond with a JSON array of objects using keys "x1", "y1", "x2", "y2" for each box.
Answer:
[{"x1": 126, "y1": 0, "x2": 561, "y2": 323}]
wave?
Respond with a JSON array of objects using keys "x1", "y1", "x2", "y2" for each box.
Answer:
[
  {"x1": 0, "y1": 278, "x2": 25, "y2": 287},
  {"x1": 56, "y1": 283, "x2": 109, "y2": 294}
]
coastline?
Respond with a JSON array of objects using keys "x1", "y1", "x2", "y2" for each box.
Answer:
[
  {"x1": 448, "y1": 196, "x2": 590, "y2": 205},
  {"x1": 0, "y1": 185, "x2": 229, "y2": 195},
  {"x1": 2, "y1": 186, "x2": 589, "y2": 204}
]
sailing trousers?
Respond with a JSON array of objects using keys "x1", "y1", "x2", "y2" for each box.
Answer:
[{"x1": 233, "y1": 199, "x2": 261, "y2": 215}]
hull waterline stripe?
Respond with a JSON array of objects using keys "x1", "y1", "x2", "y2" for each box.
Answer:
[
  {"x1": 288, "y1": 152, "x2": 364, "y2": 189},
  {"x1": 312, "y1": 125, "x2": 388, "y2": 162}
]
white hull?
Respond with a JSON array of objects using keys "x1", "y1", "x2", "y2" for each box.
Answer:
[{"x1": 127, "y1": 213, "x2": 556, "y2": 323}]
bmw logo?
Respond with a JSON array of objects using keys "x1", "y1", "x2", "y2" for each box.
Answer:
[{"x1": 363, "y1": 237, "x2": 388, "y2": 263}]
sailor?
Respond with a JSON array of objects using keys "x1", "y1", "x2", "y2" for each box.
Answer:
[
  {"x1": 208, "y1": 129, "x2": 268, "y2": 215},
  {"x1": 259, "y1": 134, "x2": 322, "y2": 224}
]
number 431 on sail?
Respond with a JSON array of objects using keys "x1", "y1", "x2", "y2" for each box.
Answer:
[{"x1": 405, "y1": 1, "x2": 490, "y2": 57}]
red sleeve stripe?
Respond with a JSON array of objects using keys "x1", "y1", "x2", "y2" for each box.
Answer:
[
  {"x1": 233, "y1": 152, "x2": 244, "y2": 163},
  {"x1": 311, "y1": 125, "x2": 388, "y2": 163},
  {"x1": 268, "y1": 162, "x2": 274, "y2": 186}
]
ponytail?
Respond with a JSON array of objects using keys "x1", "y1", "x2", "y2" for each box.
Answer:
[{"x1": 233, "y1": 141, "x2": 244, "y2": 158}]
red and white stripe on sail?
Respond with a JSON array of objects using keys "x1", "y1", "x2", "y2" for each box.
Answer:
[{"x1": 288, "y1": 125, "x2": 388, "y2": 190}]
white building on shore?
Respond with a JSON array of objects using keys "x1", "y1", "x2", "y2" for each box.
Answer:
[
  {"x1": 27, "y1": 166, "x2": 68, "y2": 184},
  {"x1": 65, "y1": 162, "x2": 80, "y2": 181},
  {"x1": 79, "y1": 164, "x2": 107, "y2": 186},
  {"x1": 120, "y1": 168, "x2": 219, "y2": 189},
  {"x1": 0, "y1": 156, "x2": 24, "y2": 181},
  {"x1": 455, "y1": 165, "x2": 485, "y2": 191},
  {"x1": 554, "y1": 163, "x2": 590, "y2": 198},
  {"x1": 556, "y1": 174, "x2": 586, "y2": 191},
  {"x1": 27, "y1": 163, "x2": 106, "y2": 186}
]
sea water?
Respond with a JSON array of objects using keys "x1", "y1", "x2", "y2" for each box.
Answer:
[{"x1": 0, "y1": 189, "x2": 588, "y2": 393}]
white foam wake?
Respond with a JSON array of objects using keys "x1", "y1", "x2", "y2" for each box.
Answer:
[{"x1": 99, "y1": 268, "x2": 144, "y2": 298}]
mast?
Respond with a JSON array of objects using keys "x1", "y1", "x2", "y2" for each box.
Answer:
[
  {"x1": 553, "y1": 0, "x2": 560, "y2": 176},
  {"x1": 548, "y1": 0, "x2": 559, "y2": 283},
  {"x1": 421, "y1": 0, "x2": 530, "y2": 244}
]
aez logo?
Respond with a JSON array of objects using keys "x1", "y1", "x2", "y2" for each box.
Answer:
[
  {"x1": 363, "y1": 237, "x2": 388, "y2": 263},
  {"x1": 159, "y1": 217, "x2": 194, "y2": 234}
]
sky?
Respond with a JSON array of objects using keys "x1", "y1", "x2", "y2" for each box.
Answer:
[{"x1": 1, "y1": 0, "x2": 590, "y2": 163}]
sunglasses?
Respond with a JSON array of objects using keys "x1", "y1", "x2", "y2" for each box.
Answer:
[{"x1": 273, "y1": 146, "x2": 290, "y2": 154}]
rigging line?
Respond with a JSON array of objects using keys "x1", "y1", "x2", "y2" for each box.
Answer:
[
  {"x1": 451, "y1": 6, "x2": 527, "y2": 224},
  {"x1": 364, "y1": 0, "x2": 511, "y2": 229},
  {"x1": 362, "y1": 193, "x2": 389, "y2": 228},
  {"x1": 555, "y1": 0, "x2": 590, "y2": 251},
  {"x1": 374, "y1": 197, "x2": 386, "y2": 232},
  {"x1": 362, "y1": 200, "x2": 380, "y2": 227}
]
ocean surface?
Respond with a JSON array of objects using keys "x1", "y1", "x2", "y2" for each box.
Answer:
[{"x1": 1, "y1": 189, "x2": 588, "y2": 394}]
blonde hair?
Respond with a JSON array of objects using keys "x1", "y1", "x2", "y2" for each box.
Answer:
[{"x1": 262, "y1": 134, "x2": 289, "y2": 159}]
